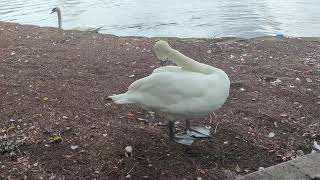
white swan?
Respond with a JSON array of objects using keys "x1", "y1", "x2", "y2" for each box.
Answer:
[
  {"x1": 50, "y1": 7, "x2": 103, "y2": 33},
  {"x1": 109, "y1": 40, "x2": 230, "y2": 145}
]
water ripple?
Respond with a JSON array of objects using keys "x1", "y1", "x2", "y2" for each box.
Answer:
[{"x1": 0, "y1": 0, "x2": 319, "y2": 38}]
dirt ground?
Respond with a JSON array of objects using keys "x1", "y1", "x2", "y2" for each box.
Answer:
[{"x1": 0, "y1": 21, "x2": 319, "y2": 180}]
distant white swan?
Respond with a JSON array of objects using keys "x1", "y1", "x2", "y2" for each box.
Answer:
[
  {"x1": 109, "y1": 40, "x2": 230, "y2": 145},
  {"x1": 50, "y1": 7, "x2": 103, "y2": 33}
]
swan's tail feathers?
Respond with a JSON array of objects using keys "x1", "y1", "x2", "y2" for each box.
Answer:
[{"x1": 108, "y1": 94, "x2": 135, "y2": 104}]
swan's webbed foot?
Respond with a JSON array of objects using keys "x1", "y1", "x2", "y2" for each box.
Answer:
[
  {"x1": 185, "y1": 119, "x2": 210, "y2": 138},
  {"x1": 168, "y1": 120, "x2": 210, "y2": 146},
  {"x1": 186, "y1": 127, "x2": 211, "y2": 138},
  {"x1": 172, "y1": 133, "x2": 196, "y2": 146},
  {"x1": 169, "y1": 120, "x2": 195, "y2": 145}
]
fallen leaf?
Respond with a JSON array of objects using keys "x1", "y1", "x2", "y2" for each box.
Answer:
[{"x1": 49, "y1": 135, "x2": 63, "y2": 143}]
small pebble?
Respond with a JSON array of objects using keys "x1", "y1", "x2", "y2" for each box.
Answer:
[
  {"x1": 296, "y1": 150, "x2": 304, "y2": 156},
  {"x1": 268, "y1": 132, "x2": 275, "y2": 138},
  {"x1": 239, "y1": 87, "x2": 245, "y2": 92},
  {"x1": 280, "y1": 113, "x2": 288, "y2": 117},
  {"x1": 125, "y1": 174, "x2": 131, "y2": 179},
  {"x1": 258, "y1": 167, "x2": 265, "y2": 171},
  {"x1": 125, "y1": 146, "x2": 133, "y2": 157},
  {"x1": 271, "y1": 79, "x2": 281, "y2": 85},
  {"x1": 306, "y1": 78, "x2": 313, "y2": 83},
  {"x1": 70, "y1": 145, "x2": 79, "y2": 150},
  {"x1": 206, "y1": 50, "x2": 212, "y2": 54},
  {"x1": 313, "y1": 140, "x2": 320, "y2": 152},
  {"x1": 65, "y1": 127, "x2": 72, "y2": 131}
]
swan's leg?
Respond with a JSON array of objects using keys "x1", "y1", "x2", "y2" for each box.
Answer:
[
  {"x1": 185, "y1": 119, "x2": 211, "y2": 138},
  {"x1": 168, "y1": 120, "x2": 195, "y2": 145},
  {"x1": 185, "y1": 119, "x2": 191, "y2": 130},
  {"x1": 168, "y1": 120, "x2": 175, "y2": 141}
]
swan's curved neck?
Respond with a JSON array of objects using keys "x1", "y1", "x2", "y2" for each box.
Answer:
[
  {"x1": 56, "y1": 9, "x2": 62, "y2": 29},
  {"x1": 168, "y1": 49, "x2": 218, "y2": 74}
]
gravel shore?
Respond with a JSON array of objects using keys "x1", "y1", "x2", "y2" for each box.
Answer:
[{"x1": 0, "y1": 21, "x2": 319, "y2": 180}]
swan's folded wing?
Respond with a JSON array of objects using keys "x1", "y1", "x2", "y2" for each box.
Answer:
[{"x1": 126, "y1": 71, "x2": 224, "y2": 114}]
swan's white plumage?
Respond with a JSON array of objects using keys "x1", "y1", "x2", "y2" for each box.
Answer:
[
  {"x1": 70, "y1": 26, "x2": 103, "y2": 33},
  {"x1": 109, "y1": 40, "x2": 230, "y2": 120}
]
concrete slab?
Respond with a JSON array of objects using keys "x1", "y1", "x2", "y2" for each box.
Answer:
[{"x1": 236, "y1": 153, "x2": 320, "y2": 180}]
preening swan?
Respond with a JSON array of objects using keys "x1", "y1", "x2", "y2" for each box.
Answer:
[
  {"x1": 50, "y1": 7, "x2": 103, "y2": 33},
  {"x1": 109, "y1": 40, "x2": 230, "y2": 145}
]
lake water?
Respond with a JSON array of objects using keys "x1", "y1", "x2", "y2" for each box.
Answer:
[{"x1": 0, "y1": 0, "x2": 319, "y2": 38}]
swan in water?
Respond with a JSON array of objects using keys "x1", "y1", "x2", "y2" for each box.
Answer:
[
  {"x1": 109, "y1": 40, "x2": 230, "y2": 145},
  {"x1": 50, "y1": 7, "x2": 103, "y2": 33}
]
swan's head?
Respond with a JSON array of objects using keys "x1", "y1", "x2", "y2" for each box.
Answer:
[
  {"x1": 50, "y1": 7, "x2": 61, "y2": 14},
  {"x1": 153, "y1": 40, "x2": 172, "y2": 61}
]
